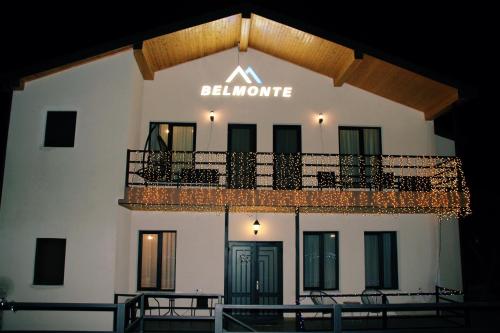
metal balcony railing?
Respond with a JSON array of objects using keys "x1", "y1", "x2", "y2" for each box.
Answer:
[{"x1": 124, "y1": 150, "x2": 468, "y2": 193}]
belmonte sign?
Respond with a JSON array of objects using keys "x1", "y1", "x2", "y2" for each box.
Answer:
[{"x1": 200, "y1": 65, "x2": 293, "y2": 98}]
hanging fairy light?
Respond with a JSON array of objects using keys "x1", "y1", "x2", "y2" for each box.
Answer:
[{"x1": 122, "y1": 151, "x2": 471, "y2": 218}]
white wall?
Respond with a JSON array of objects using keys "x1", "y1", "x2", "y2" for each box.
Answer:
[
  {"x1": 0, "y1": 49, "x2": 143, "y2": 330},
  {"x1": 140, "y1": 47, "x2": 437, "y2": 156},
  {"x1": 129, "y1": 211, "x2": 225, "y2": 294},
  {"x1": 433, "y1": 134, "x2": 463, "y2": 293},
  {"x1": 127, "y1": 212, "x2": 454, "y2": 305}
]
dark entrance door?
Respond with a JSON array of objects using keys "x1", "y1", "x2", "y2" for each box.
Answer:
[
  {"x1": 227, "y1": 242, "x2": 283, "y2": 305},
  {"x1": 228, "y1": 124, "x2": 257, "y2": 189},
  {"x1": 273, "y1": 125, "x2": 302, "y2": 189}
]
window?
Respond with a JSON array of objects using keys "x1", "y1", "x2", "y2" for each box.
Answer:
[
  {"x1": 339, "y1": 126, "x2": 381, "y2": 187},
  {"x1": 148, "y1": 122, "x2": 196, "y2": 179},
  {"x1": 303, "y1": 232, "x2": 338, "y2": 290},
  {"x1": 44, "y1": 111, "x2": 77, "y2": 147},
  {"x1": 364, "y1": 232, "x2": 398, "y2": 289},
  {"x1": 138, "y1": 231, "x2": 176, "y2": 291},
  {"x1": 33, "y1": 238, "x2": 66, "y2": 285}
]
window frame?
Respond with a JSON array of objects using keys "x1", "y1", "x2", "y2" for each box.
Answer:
[
  {"x1": 303, "y1": 231, "x2": 339, "y2": 291},
  {"x1": 148, "y1": 122, "x2": 197, "y2": 152},
  {"x1": 338, "y1": 126, "x2": 382, "y2": 156},
  {"x1": 137, "y1": 230, "x2": 177, "y2": 291},
  {"x1": 364, "y1": 231, "x2": 399, "y2": 290},
  {"x1": 43, "y1": 111, "x2": 78, "y2": 148},
  {"x1": 33, "y1": 238, "x2": 67, "y2": 286}
]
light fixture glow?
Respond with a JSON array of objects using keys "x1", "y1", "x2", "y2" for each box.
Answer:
[
  {"x1": 209, "y1": 110, "x2": 215, "y2": 122},
  {"x1": 252, "y1": 220, "x2": 260, "y2": 235},
  {"x1": 318, "y1": 113, "x2": 324, "y2": 124},
  {"x1": 147, "y1": 235, "x2": 154, "y2": 240}
]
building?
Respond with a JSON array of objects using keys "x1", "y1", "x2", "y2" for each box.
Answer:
[{"x1": 0, "y1": 11, "x2": 470, "y2": 331}]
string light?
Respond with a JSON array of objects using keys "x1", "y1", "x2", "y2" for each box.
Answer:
[{"x1": 122, "y1": 151, "x2": 471, "y2": 218}]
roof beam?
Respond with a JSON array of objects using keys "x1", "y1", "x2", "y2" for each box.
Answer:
[
  {"x1": 333, "y1": 50, "x2": 363, "y2": 87},
  {"x1": 239, "y1": 17, "x2": 251, "y2": 52},
  {"x1": 424, "y1": 90, "x2": 459, "y2": 120},
  {"x1": 133, "y1": 42, "x2": 154, "y2": 80}
]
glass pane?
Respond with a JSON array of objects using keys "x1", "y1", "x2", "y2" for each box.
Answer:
[
  {"x1": 141, "y1": 234, "x2": 158, "y2": 288},
  {"x1": 275, "y1": 128, "x2": 299, "y2": 153},
  {"x1": 364, "y1": 234, "x2": 380, "y2": 287},
  {"x1": 172, "y1": 126, "x2": 194, "y2": 177},
  {"x1": 304, "y1": 234, "x2": 320, "y2": 288},
  {"x1": 231, "y1": 128, "x2": 252, "y2": 152},
  {"x1": 339, "y1": 129, "x2": 360, "y2": 155},
  {"x1": 323, "y1": 233, "x2": 337, "y2": 289},
  {"x1": 339, "y1": 129, "x2": 361, "y2": 185},
  {"x1": 362, "y1": 128, "x2": 381, "y2": 155},
  {"x1": 161, "y1": 232, "x2": 176, "y2": 290},
  {"x1": 382, "y1": 233, "x2": 394, "y2": 288}
]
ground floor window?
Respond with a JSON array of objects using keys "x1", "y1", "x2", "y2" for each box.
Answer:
[
  {"x1": 303, "y1": 232, "x2": 339, "y2": 290},
  {"x1": 33, "y1": 238, "x2": 66, "y2": 285},
  {"x1": 138, "y1": 231, "x2": 176, "y2": 291},
  {"x1": 364, "y1": 231, "x2": 398, "y2": 289}
]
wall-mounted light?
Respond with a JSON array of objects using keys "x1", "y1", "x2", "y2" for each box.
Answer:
[
  {"x1": 253, "y1": 220, "x2": 261, "y2": 235},
  {"x1": 209, "y1": 110, "x2": 215, "y2": 122},
  {"x1": 318, "y1": 113, "x2": 324, "y2": 124}
]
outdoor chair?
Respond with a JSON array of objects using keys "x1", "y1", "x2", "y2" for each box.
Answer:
[
  {"x1": 310, "y1": 290, "x2": 337, "y2": 317},
  {"x1": 361, "y1": 289, "x2": 387, "y2": 317}
]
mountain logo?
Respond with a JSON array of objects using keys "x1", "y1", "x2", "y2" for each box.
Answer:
[{"x1": 225, "y1": 65, "x2": 263, "y2": 84}]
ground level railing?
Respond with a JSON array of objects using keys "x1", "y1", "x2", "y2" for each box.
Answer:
[
  {"x1": 2, "y1": 295, "x2": 499, "y2": 332},
  {"x1": 0, "y1": 301, "x2": 124, "y2": 332},
  {"x1": 215, "y1": 302, "x2": 500, "y2": 333}
]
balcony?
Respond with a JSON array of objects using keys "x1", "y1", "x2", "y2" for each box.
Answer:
[{"x1": 118, "y1": 151, "x2": 470, "y2": 216}]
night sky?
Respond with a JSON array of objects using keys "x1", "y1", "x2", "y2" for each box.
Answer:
[{"x1": 0, "y1": 1, "x2": 498, "y2": 299}]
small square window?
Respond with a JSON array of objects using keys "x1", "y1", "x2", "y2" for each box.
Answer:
[
  {"x1": 33, "y1": 238, "x2": 66, "y2": 285},
  {"x1": 44, "y1": 111, "x2": 77, "y2": 147}
]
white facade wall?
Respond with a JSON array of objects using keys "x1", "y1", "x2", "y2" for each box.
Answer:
[
  {"x1": 140, "y1": 48, "x2": 437, "y2": 156},
  {"x1": 0, "y1": 50, "x2": 142, "y2": 330},
  {"x1": 0, "y1": 45, "x2": 463, "y2": 329},
  {"x1": 128, "y1": 212, "x2": 452, "y2": 305}
]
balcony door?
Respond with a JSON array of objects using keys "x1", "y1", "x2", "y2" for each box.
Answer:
[
  {"x1": 339, "y1": 127, "x2": 381, "y2": 188},
  {"x1": 227, "y1": 242, "x2": 283, "y2": 305},
  {"x1": 227, "y1": 124, "x2": 257, "y2": 189},
  {"x1": 149, "y1": 122, "x2": 196, "y2": 181},
  {"x1": 273, "y1": 125, "x2": 302, "y2": 190}
]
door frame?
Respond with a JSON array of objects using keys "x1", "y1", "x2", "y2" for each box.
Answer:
[
  {"x1": 338, "y1": 126, "x2": 382, "y2": 188},
  {"x1": 226, "y1": 241, "x2": 283, "y2": 305},
  {"x1": 227, "y1": 124, "x2": 257, "y2": 189},
  {"x1": 272, "y1": 125, "x2": 302, "y2": 190}
]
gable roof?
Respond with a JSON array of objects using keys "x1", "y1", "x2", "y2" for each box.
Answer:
[{"x1": 5, "y1": 5, "x2": 463, "y2": 120}]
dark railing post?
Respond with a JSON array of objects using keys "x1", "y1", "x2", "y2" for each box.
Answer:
[
  {"x1": 116, "y1": 303, "x2": 126, "y2": 333},
  {"x1": 139, "y1": 293, "x2": 145, "y2": 333},
  {"x1": 124, "y1": 149, "x2": 131, "y2": 190},
  {"x1": 382, "y1": 295, "x2": 388, "y2": 329},
  {"x1": 333, "y1": 304, "x2": 342, "y2": 333},
  {"x1": 435, "y1": 285, "x2": 440, "y2": 317},
  {"x1": 214, "y1": 304, "x2": 223, "y2": 333},
  {"x1": 464, "y1": 304, "x2": 471, "y2": 328},
  {"x1": 112, "y1": 294, "x2": 118, "y2": 332}
]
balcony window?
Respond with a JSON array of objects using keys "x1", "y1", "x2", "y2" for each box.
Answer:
[
  {"x1": 138, "y1": 231, "x2": 176, "y2": 291},
  {"x1": 148, "y1": 122, "x2": 196, "y2": 181},
  {"x1": 339, "y1": 126, "x2": 381, "y2": 187},
  {"x1": 303, "y1": 232, "x2": 339, "y2": 290},
  {"x1": 364, "y1": 232, "x2": 398, "y2": 289}
]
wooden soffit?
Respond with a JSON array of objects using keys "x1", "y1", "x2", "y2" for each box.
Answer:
[{"x1": 18, "y1": 13, "x2": 459, "y2": 119}]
